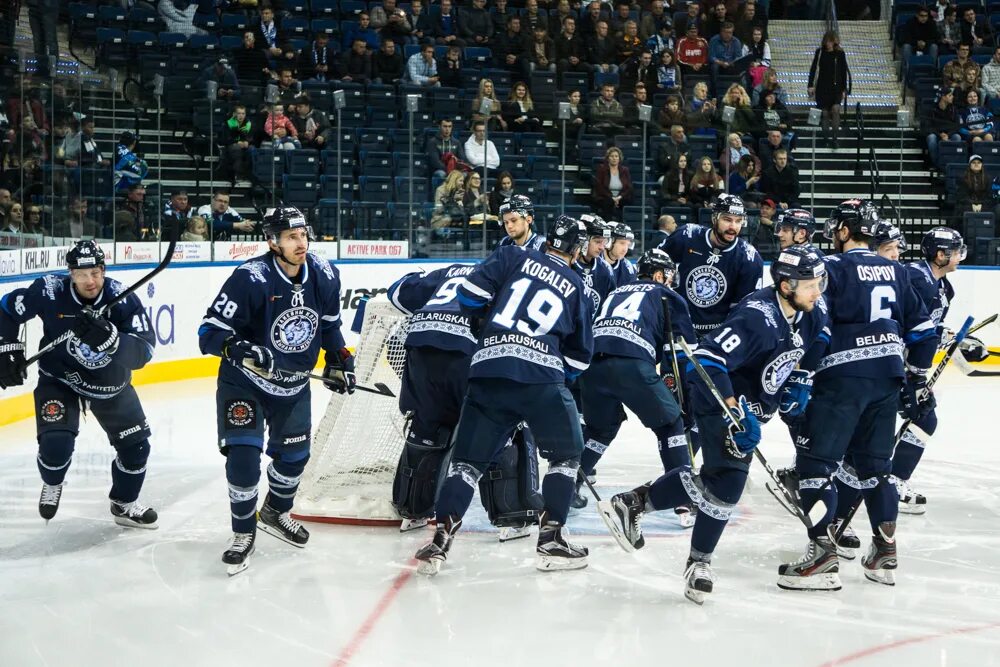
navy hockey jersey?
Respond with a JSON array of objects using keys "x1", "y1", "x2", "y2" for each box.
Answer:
[
  {"x1": 498, "y1": 232, "x2": 547, "y2": 252},
  {"x1": 593, "y1": 281, "x2": 697, "y2": 367},
  {"x1": 198, "y1": 252, "x2": 345, "y2": 399},
  {"x1": 607, "y1": 256, "x2": 638, "y2": 287},
  {"x1": 573, "y1": 255, "x2": 617, "y2": 317},
  {"x1": 0, "y1": 275, "x2": 154, "y2": 399},
  {"x1": 813, "y1": 249, "x2": 936, "y2": 379},
  {"x1": 690, "y1": 286, "x2": 828, "y2": 420},
  {"x1": 657, "y1": 224, "x2": 764, "y2": 333},
  {"x1": 387, "y1": 263, "x2": 478, "y2": 355},
  {"x1": 906, "y1": 260, "x2": 954, "y2": 338},
  {"x1": 457, "y1": 246, "x2": 593, "y2": 384}
]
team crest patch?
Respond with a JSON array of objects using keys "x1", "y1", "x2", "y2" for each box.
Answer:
[
  {"x1": 225, "y1": 400, "x2": 257, "y2": 428},
  {"x1": 271, "y1": 307, "x2": 319, "y2": 353},
  {"x1": 686, "y1": 265, "x2": 727, "y2": 308},
  {"x1": 760, "y1": 349, "x2": 805, "y2": 395},
  {"x1": 40, "y1": 399, "x2": 66, "y2": 423},
  {"x1": 66, "y1": 336, "x2": 113, "y2": 369}
]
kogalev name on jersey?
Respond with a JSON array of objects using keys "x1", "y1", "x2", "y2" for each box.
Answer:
[
  {"x1": 855, "y1": 332, "x2": 902, "y2": 347},
  {"x1": 483, "y1": 332, "x2": 548, "y2": 352},
  {"x1": 522, "y1": 258, "x2": 577, "y2": 297},
  {"x1": 856, "y1": 265, "x2": 896, "y2": 281}
]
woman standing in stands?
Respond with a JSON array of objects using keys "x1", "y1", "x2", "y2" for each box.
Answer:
[
  {"x1": 502, "y1": 83, "x2": 544, "y2": 133},
  {"x1": 592, "y1": 146, "x2": 634, "y2": 220},
  {"x1": 807, "y1": 30, "x2": 850, "y2": 148},
  {"x1": 956, "y1": 154, "x2": 990, "y2": 233},
  {"x1": 688, "y1": 155, "x2": 724, "y2": 208},
  {"x1": 655, "y1": 50, "x2": 683, "y2": 96},
  {"x1": 471, "y1": 79, "x2": 507, "y2": 132}
]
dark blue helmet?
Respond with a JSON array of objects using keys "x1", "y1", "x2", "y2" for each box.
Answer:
[
  {"x1": 872, "y1": 220, "x2": 908, "y2": 253},
  {"x1": 823, "y1": 199, "x2": 880, "y2": 240},
  {"x1": 262, "y1": 205, "x2": 311, "y2": 240},
  {"x1": 771, "y1": 244, "x2": 827, "y2": 290},
  {"x1": 775, "y1": 208, "x2": 817, "y2": 238},
  {"x1": 66, "y1": 240, "x2": 105, "y2": 270},
  {"x1": 498, "y1": 194, "x2": 534, "y2": 223},
  {"x1": 547, "y1": 215, "x2": 587, "y2": 254},
  {"x1": 920, "y1": 226, "x2": 967, "y2": 262},
  {"x1": 637, "y1": 248, "x2": 675, "y2": 279},
  {"x1": 580, "y1": 213, "x2": 612, "y2": 240},
  {"x1": 713, "y1": 193, "x2": 746, "y2": 218}
]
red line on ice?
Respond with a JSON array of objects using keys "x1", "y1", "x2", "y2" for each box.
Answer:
[
  {"x1": 817, "y1": 620, "x2": 1000, "y2": 667},
  {"x1": 331, "y1": 560, "x2": 416, "y2": 667}
]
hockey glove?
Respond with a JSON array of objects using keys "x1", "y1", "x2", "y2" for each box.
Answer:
[
  {"x1": 899, "y1": 371, "x2": 936, "y2": 422},
  {"x1": 323, "y1": 347, "x2": 356, "y2": 394},
  {"x1": 726, "y1": 397, "x2": 761, "y2": 457},
  {"x1": 778, "y1": 370, "x2": 813, "y2": 419},
  {"x1": 71, "y1": 307, "x2": 119, "y2": 355},
  {"x1": 959, "y1": 335, "x2": 989, "y2": 363},
  {"x1": 223, "y1": 338, "x2": 275, "y2": 377},
  {"x1": 0, "y1": 341, "x2": 27, "y2": 389}
]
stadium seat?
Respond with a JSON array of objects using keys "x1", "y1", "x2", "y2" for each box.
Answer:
[
  {"x1": 394, "y1": 177, "x2": 430, "y2": 204},
  {"x1": 518, "y1": 133, "x2": 547, "y2": 156},
  {"x1": 530, "y1": 156, "x2": 562, "y2": 180},
  {"x1": 360, "y1": 151, "x2": 394, "y2": 177},
  {"x1": 283, "y1": 175, "x2": 321, "y2": 210},
  {"x1": 360, "y1": 176, "x2": 394, "y2": 201},
  {"x1": 321, "y1": 174, "x2": 355, "y2": 201},
  {"x1": 287, "y1": 150, "x2": 321, "y2": 177},
  {"x1": 97, "y1": 5, "x2": 128, "y2": 30},
  {"x1": 315, "y1": 199, "x2": 354, "y2": 237}
]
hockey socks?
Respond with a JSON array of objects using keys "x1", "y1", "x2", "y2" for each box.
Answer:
[
  {"x1": 892, "y1": 429, "x2": 927, "y2": 481},
  {"x1": 109, "y1": 440, "x2": 150, "y2": 504},
  {"x1": 648, "y1": 467, "x2": 742, "y2": 555},
  {"x1": 435, "y1": 461, "x2": 483, "y2": 520},
  {"x1": 654, "y1": 421, "x2": 689, "y2": 472},
  {"x1": 37, "y1": 430, "x2": 75, "y2": 486},
  {"x1": 541, "y1": 459, "x2": 579, "y2": 525},
  {"x1": 226, "y1": 446, "x2": 262, "y2": 533},
  {"x1": 265, "y1": 456, "x2": 307, "y2": 513}
]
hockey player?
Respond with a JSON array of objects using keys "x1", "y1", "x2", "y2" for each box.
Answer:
[
  {"x1": 414, "y1": 216, "x2": 594, "y2": 575},
  {"x1": 890, "y1": 227, "x2": 965, "y2": 515},
  {"x1": 604, "y1": 222, "x2": 638, "y2": 286},
  {"x1": 775, "y1": 208, "x2": 823, "y2": 254},
  {"x1": 599, "y1": 245, "x2": 829, "y2": 604},
  {"x1": 873, "y1": 220, "x2": 907, "y2": 262},
  {"x1": 198, "y1": 206, "x2": 354, "y2": 575},
  {"x1": 579, "y1": 249, "x2": 698, "y2": 526},
  {"x1": 0, "y1": 241, "x2": 159, "y2": 528},
  {"x1": 575, "y1": 213, "x2": 617, "y2": 315},
  {"x1": 656, "y1": 194, "x2": 764, "y2": 335},
  {"x1": 497, "y1": 195, "x2": 546, "y2": 251},
  {"x1": 779, "y1": 200, "x2": 937, "y2": 591}
]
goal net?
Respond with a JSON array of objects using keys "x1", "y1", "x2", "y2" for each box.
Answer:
[{"x1": 293, "y1": 296, "x2": 409, "y2": 525}]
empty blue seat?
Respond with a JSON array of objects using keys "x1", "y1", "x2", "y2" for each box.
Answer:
[
  {"x1": 287, "y1": 150, "x2": 321, "y2": 176},
  {"x1": 360, "y1": 176, "x2": 394, "y2": 202}
]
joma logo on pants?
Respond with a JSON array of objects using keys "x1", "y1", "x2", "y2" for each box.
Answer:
[{"x1": 118, "y1": 424, "x2": 143, "y2": 439}]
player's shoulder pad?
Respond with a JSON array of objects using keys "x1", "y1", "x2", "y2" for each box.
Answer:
[
  {"x1": 235, "y1": 255, "x2": 272, "y2": 284},
  {"x1": 595, "y1": 254, "x2": 615, "y2": 276},
  {"x1": 740, "y1": 291, "x2": 782, "y2": 330},
  {"x1": 737, "y1": 237, "x2": 761, "y2": 262},
  {"x1": 307, "y1": 251, "x2": 340, "y2": 283},
  {"x1": 35, "y1": 273, "x2": 68, "y2": 301},
  {"x1": 678, "y1": 223, "x2": 706, "y2": 240}
]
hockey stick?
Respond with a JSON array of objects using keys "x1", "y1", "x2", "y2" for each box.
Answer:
[
  {"x1": 577, "y1": 468, "x2": 603, "y2": 502},
  {"x1": 26, "y1": 220, "x2": 183, "y2": 367},
  {"x1": 953, "y1": 354, "x2": 1000, "y2": 377},
  {"x1": 833, "y1": 314, "x2": 976, "y2": 542},
  {"x1": 240, "y1": 359, "x2": 396, "y2": 397},
  {"x1": 677, "y1": 339, "x2": 820, "y2": 530},
  {"x1": 661, "y1": 293, "x2": 697, "y2": 466}
]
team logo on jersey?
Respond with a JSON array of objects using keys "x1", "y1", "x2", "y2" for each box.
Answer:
[
  {"x1": 760, "y1": 349, "x2": 805, "y2": 395},
  {"x1": 40, "y1": 399, "x2": 66, "y2": 423},
  {"x1": 225, "y1": 400, "x2": 257, "y2": 428},
  {"x1": 584, "y1": 285, "x2": 602, "y2": 312},
  {"x1": 66, "y1": 336, "x2": 113, "y2": 369},
  {"x1": 686, "y1": 265, "x2": 728, "y2": 308},
  {"x1": 271, "y1": 307, "x2": 319, "y2": 353}
]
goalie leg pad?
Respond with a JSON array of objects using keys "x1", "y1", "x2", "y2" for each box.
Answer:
[
  {"x1": 393, "y1": 423, "x2": 453, "y2": 520},
  {"x1": 479, "y1": 426, "x2": 544, "y2": 527}
]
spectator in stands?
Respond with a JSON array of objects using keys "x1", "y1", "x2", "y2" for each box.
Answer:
[
  {"x1": 491, "y1": 0, "x2": 513, "y2": 35},
  {"x1": 943, "y1": 43, "x2": 979, "y2": 89},
  {"x1": 459, "y1": 0, "x2": 493, "y2": 46},
  {"x1": 719, "y1": 83, "x2": 757, "y2": 135},
  {"x1": 341, "y1": 38, "x2": 374, "y2": 84},
  {"x1": 162, "y1": 190, "x2": 193, "y2": 231},
  {"x1": 939, "y1": 6, "x2": 961, "y2": 54},
  {"x1": 472, "y1": 79, "x2": 506, "y2": 131},
  {"x1": 590, "y1": 83, "x2": 627, "y2": 136},
  {"x1": 496, "y1": 16, "x2": 527, "y2": 74},
  {"x1": 254, "y1": 5, "x2": 295, "y2": 64},
  {"x1": 959, "y1": 89, "x2": 995, "y2": 142},
  {"x1": 982, "y1": 46, "x2": 1000, "y2": 102},
  {"x1": 956, "y1": 65, "x2": 985, "y2": 109},
  {"x1": 689, "y1": 155, "x2": 724, "y2": 208},
  {"x1": 463, "y1": 171, "x2": 492, "y2": 222},
  {"x1": 298, "y1": 31, "x2": 338, "y2": 83},
  {"x1": 640, "y1": 0, "x2": 670, "y2": 41},
  {"x1": 503, "y1": 82, "x2": 544, "y2": 133},
  {"x1": 16, "y1": 113, "x2": 47, "y2": 162},
  {"x1": 808, "y1": 30, "x2": 851, "y2": 148},
  {"x1": 464, "y1": 120, "x2": 501, "y2": 176},
  {"x1": 580, "y1": 1, "x2": 607, "y2": 41},
  {"x1": 290, "y1": 95, "x2": 332, "y2": 150},
  {"x1": 616, "y1": 20, "x2": 643, "y2": 62},
  {"x1": 0, "y1": 201, "x2": 23, "y2": 234},
  {"x1": 180, "y1": 216, "x2": 210, "y2": 243},
  {"x1": 676, "y1": 2, "x2": 704, "y2": 36},
  {"x1": 53, "y1": 196, "x2": 100, "y2": 239},
  {"x1": 657, "y1": 96, "x2": 687, "y2": 134},
  {"x1": 593, "y1": 146, "x2": 634, "y2": 220},
  {"x1": 646, "y1": 20, "x2": 677, "y2": 59},
  {"x1": 373, "y1": 38, "x2": 406, "y2": 84},
  {"x1": 371, "y1": 0, "x2": 410, "y2": 34},
  {"x1": 960, "y1": 7, "x2": 992, "y2": 48},
  {"x1": 111, "y1": 210, "x2": 137, "y2": 242},
  {"x1": 220, "y1": 105, "x2": 252, "y2": 183},
  {"x1": 344, "y1": 13, "x2": 381, "y2": 52},
  {"x1": 901, "y1": 6, "x2": 940, "y2": 64},
  {"x1": 761, "y1": 148, "x2": 800, "y2": 209},
  {"x1": 588, "y1": 21, "x2": 620, "y2": 73},
  {"x1": 410, "y1": 0, "x2": 431, "y2": 41},
  {"x1": 549, "y1": 0, "x2": 574, "y2": 36},
  {"x1": 660, "y1": 152, "x2": 693, "y2": 209},
  {"x1": 677, "y1": 24, "x2": 709, "y2": 75},
  {"x1": 736, "y1": 1, "x2": 766, "y2": 45},
  {"x1": 756, "y1": 90, "x2": 792, "y2": 137},
  {"x1": 752, "y1": 67, "x2": 788, "y2": 106},
  {"x1": 196, "y1": 190, "x2": 252, "y2": 240},
  {"x1": 159, "y1": 0, "x2": 205, "y2": 37},
  {"x1": 729, "y1": 154, "x2": 762, "y2": 204},
  {"x1": 433, "y1": 0, "x2": 465, "y2": 47},
  {"x1": 704, "y1": 1, "x2": 728, "y2": 39},
  {"x1": 651, "y1": 214, "x2": 678, "y2": 246},
  {"x1": 759, "y1": 129, "x2": 791, "y2": 165},
  {"x1": 931, "y1": 0, "x2": 951, "y2": 24},
  {"x1": 957, "y1": 154, "x2": 990, "y2": 223},
  {"x1": 113, "y1": 131, "x2": 148, "y2": 192},
  {"x1": 431, "y1": 170, "x2": 466, "y2": 228},
  {"x1": 720, "y1": 132, "x2": 761, "y2": 175},
  {"x1": 406, "y1": 43, "x2": 440, "y2": 87},
  {"x1": 744, "y1": 26, "x2": 772, "y2": 89},
  {"x1": 437, "y1": 45, "x2": 463, "y2": 88},
  {"x1": 624, "y1": 83, "x2": 653, "y2": 131},
  {"x1": 926, "y1": 88, "x2": 961, "y2": 167},
  {"x1": 656, "y1": 49, "x2": 683, "y2": 95},
  {"x1": 199, "y1": 58, "x2": 241, "y2": 101},
  {"x1": 273, "y1": 68, "x2": 302, "y2": 104},
  {"x1": 754, "y1": 198, "x2": 779, "y2": 260},
  {"x1": 489, "y1": 171, "x2": 516, "y2": 215},
  {"x1": 61, "y1": 117, "x2": 109, "y2": 170},
  {"x1": 24, "y1": 204, "x2": 43, "y2": 235},
  {"x1": 118, "y1": 184, "x2": 151, "y2": 237},
  {"x1": 621, "y1": 49, "x2": 659, "y2": 91},
  {"x1": 25, "y1": 0, "x2": 58, "y2": 78},
  {"x1": 609, "y1": 2, "x2": 634, "y2": 36},
  {"x1": 527, "y1": 26, "x2": 557, "y2": 73},
  {"x1": 709, "y1": 21, "x2": 743, "y2": 81},
  {"x1": 556, "y1": 16, "x2": 589, "y2": 75},
  {"x1": 687, "y1": 81, "x2": 718, "y2": 132},
  {"x1": 234, "y1": 32, "x2": 271, "y2": 86},
  {"x1": 428, "y1": 119, "x2": 466, "y2": 179},
  {"x1": 522, "y1": 0, "x2": 545, "y2": 34},
  {"x1": 564, "y1": 90, "x2": 587, "y2": 157},
  {"x1": 265, "y1": 104, "x2": 300, "y2": 150}
]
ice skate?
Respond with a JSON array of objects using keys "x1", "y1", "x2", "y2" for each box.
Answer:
[
  {"x1": 414, "y1": 516, "x2": 461, "y2": 576},
  {"x1": 862, "y1": 522, "x2": 897, "y2": 586},
  {"x1": 777, "y1": 537, "x2": 842, "y2": 591},
  {"x1": 257, "y1": 498, "x2": 309, "y2": 547},
  {"x1": 597, "y1": 486, "x2": 647, "y2": 553},
  {"x1": 39, "y1": 483, "x2": 63, "y2": 522},
  {"x1": 535, "y1": 514, "x2": 588, "y2": 571},
  {"x1": 399, "y1": 517, "x2": 429, "y2": 533},
  {"x1": 222, "y1": 531, "x2": 256, "y2": 576},
  {"x1": 683, "y1": 558, "x2": 715, "y2": 605},
  {"x1": 894, "y1": 477, "x2": 926, "y2": 515},
  {"x1": 675, "y1": 504, "x2": 696, "y2": 529},
  {"x1": 110, "y1": 499, "x2": 159, "y2": 529},
  {"x1": 497, "y1": 524, "x2": 532, "y2": 542},
  {"x1": 830, "y1": 519, "x2": 860, "y2": 560}
]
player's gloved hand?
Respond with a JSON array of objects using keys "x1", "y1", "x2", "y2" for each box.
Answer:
[
  {"x1": 0, "y1": 341, "x2": 28, "y2": 389},
  {"x1": 224, "y1": 338, "x2": 275, "y2": 377},
  {"x1": 899, "y1": 371, "x2": 936, "y2": 421},
  {"x1": 778, "y1": 369, "x2": 813, "y2": 419},
  {"x1": 71, "y1": 306, "x2": 119, "y2": 354},
  {"x1": 726, "y1": 397, "x2": 761, "y2": 457},
  {"x1": 938, "y1": 327, "x2": 956, "y2": 351},
  {"x1": 959, "y1": 335, "x2": 989, "y2": 363},
  {"x1": 323, "y1": 347, "x2": 356, "y2": 394}
]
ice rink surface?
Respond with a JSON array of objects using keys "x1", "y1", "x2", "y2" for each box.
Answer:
[{"x1": 2, "y1": 372, "x2": 1000, "y2": 667}]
